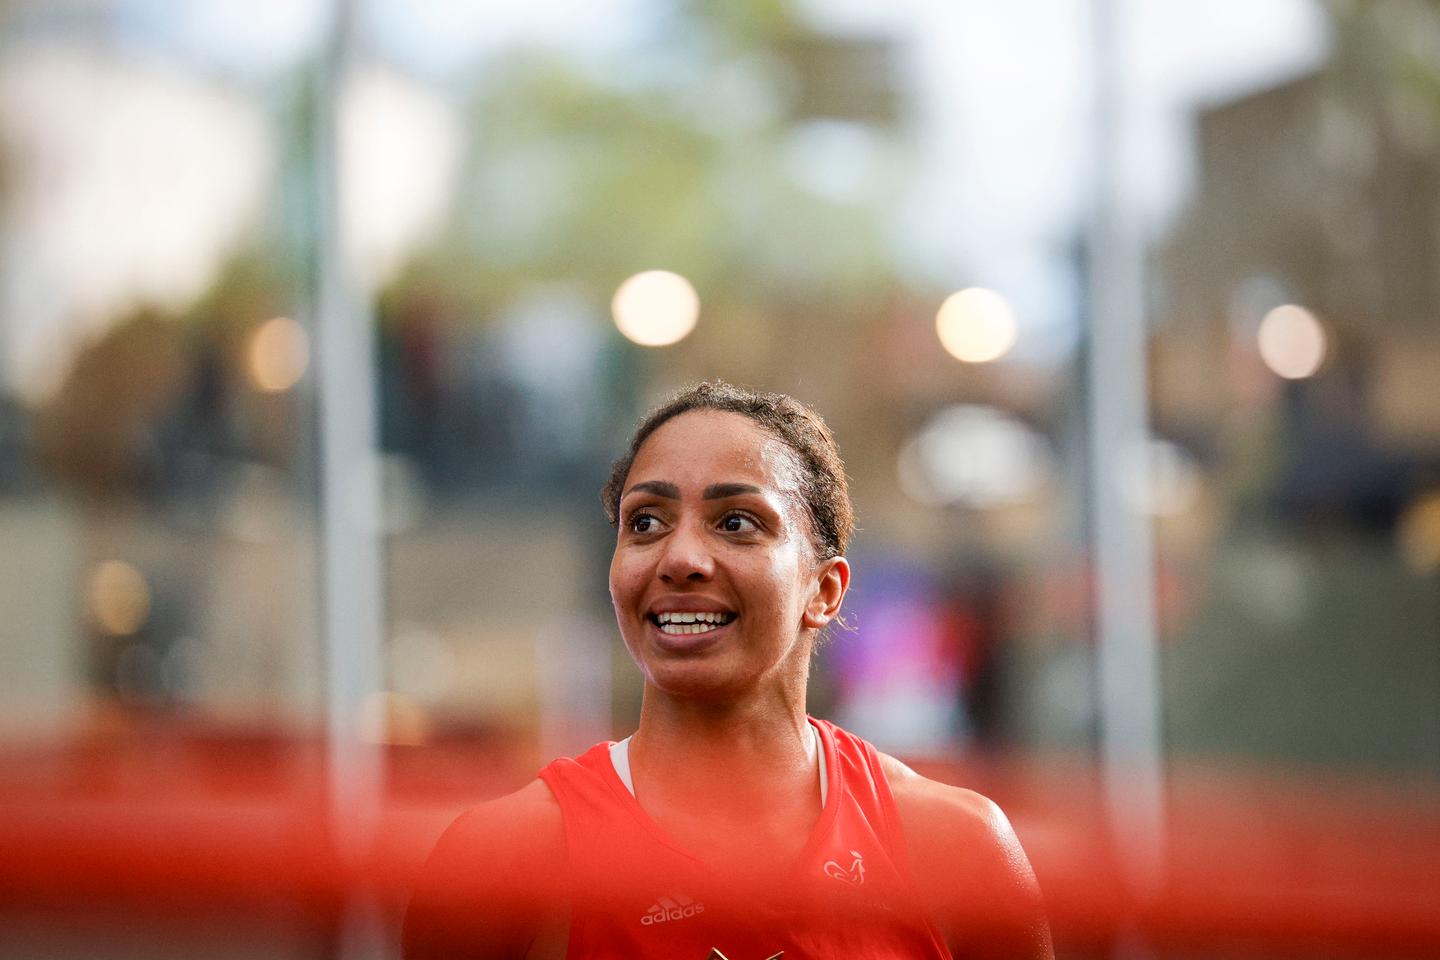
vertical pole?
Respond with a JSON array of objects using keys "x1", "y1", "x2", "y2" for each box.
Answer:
[
  {"x1": 314, "y1": 0, "x2": 385, "y2": 911},
  {"x1": 1086, "y1": 0, "x2": 1166, "y2": 908}
]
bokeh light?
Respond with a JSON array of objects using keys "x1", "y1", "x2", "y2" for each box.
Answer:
[
  {"x1": 246, "y1": 316, "x2": 309, "y2": 393},
  {"x1": 611, "y1": 270, "x2": 700, "y2": 347},
  {"x1": 358, "y1": 690, "x2": 431, "y2": 746},
  {"x1": 1257, "y1": 304, "x2": 1326, "y2": 379},
  {"x1": 86, "y1": 561, "x2": 151, "y2": 637},
  {"x1": 1398, "y1": 490, "x2": 1440, "y2": 574},
  {"x1": 896, "y1": 404, "x2": 1050, "y2": 508},
  {"x1": 935, "y1": 287, "x2": 1019, "y2": 363},
  {"x1": 1120, "y1": 437, "x2": 1204, "y2": 517}
]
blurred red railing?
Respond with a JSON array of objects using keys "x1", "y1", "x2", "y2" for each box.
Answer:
[{"x1": 1, "y1": 720, "x2": 1436, "y2": 957}]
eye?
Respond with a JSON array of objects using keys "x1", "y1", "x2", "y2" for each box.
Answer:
[
  {"x1": 719, "y1": 511, "x2": 759, "y2": 534},
  {"x1": 626, "y1": 511, "x2": 661, "y2": 534}
]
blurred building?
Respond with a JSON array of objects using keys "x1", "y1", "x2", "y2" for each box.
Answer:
[{"x1": 1154, "y1": 32, "x2": 1440, "y2": 774}]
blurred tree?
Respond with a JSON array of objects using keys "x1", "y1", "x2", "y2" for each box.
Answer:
[
  {"x1": 360, "y1": 0, "x2": 919, "y2": 502},
  {"x1": 35, "y1": 310, "x2": 189, "y2": 497},
  {"x1": 392, "y1": 0, "x2": 910, "y2": 325}
]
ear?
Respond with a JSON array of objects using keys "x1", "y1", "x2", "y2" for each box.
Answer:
[{"x1": 802, "y1": 556, "x2": 850, "y2": 630}]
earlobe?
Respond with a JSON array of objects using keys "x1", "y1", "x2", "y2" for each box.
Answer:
[{"x1": 801, "y1": 556, "x2": 851, "y2": 630}]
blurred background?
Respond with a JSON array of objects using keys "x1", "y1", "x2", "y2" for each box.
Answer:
[{"x1": 0, "y1": 0, "x2": 1437, "y2": 957}]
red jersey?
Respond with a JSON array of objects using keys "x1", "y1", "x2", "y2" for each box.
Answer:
[{"x1": 537, "y1": 718, "x2": 952, "y2": 960}]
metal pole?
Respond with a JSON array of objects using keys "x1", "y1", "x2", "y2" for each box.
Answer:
[
  {"x1": 314, "y1": 0, "x2": 385, "y2": 885},
  {"x1": 1086, "y1": 0, "x2": 1167, "y2": 907}
]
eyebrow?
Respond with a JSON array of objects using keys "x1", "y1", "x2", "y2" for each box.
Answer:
[
  {"x1": 702, "y1": 482, "x2": 763, "y2": 500},
  {"x1": 621, "y1": 480, "x2": 680, "y2": 501},
  {"x1": 620, "y1": 480, "x2": 764, "y2": 501}
]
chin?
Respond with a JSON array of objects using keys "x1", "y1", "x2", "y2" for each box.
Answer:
[{"x1": 641, "y1": 659, "x2": 757, "y2": 702}]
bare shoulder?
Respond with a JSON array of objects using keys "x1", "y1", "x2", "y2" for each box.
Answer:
[
  {"x1": 403, "y1": 779, "x2": 567, "y2": 960},
  {"x1": 429, "y1": 778, "x2": 566, "y2": 863},
  {"x1": 878, "y1": 753, "x2": 1027, "y2": 864},
  {"x1": 880, "y1": 754, "x2": 1002, "y2": 827},
  {"x1": 877, "y1": 753, "x2": 1053, "y2": 959}
]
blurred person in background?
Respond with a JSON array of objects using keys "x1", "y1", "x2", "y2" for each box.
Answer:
[{"x1": 403, "y1": 381, "x2": 1051, "y2": 959}]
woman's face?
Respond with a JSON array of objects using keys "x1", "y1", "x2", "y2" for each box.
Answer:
[{"x1": 608, "y1": 410, "x2": 848, "y2": 702}]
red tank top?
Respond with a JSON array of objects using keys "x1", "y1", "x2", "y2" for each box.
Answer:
[{"x1": 537, "y1": 718, "x2": 952, "y2": 960}]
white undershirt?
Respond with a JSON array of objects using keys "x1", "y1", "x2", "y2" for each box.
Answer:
[{"x1": 609, "y1": 720, "x2": 828, "y2": 807}]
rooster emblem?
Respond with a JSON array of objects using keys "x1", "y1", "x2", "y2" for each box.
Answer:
[{"x1": 822, "y1": 849, "x2": 866, "y2": 886}]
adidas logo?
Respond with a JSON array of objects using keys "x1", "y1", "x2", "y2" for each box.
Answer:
[{"x1": 639, "y1": 892, "x2": 706, "y2": 926}]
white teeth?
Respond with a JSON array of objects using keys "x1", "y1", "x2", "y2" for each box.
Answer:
[
  {"x1": 656, "y1": 611, "x2": 730, "y2": 625},
  {"x1": 659, "y1": 622, "x2": 717, "y2": 636},
  {"x1": 653, "y1": 611, "x2": 734, "y2": 635}
]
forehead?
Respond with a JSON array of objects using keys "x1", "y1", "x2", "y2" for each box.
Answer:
[{"x1": 629, "y1": 410, "x2": 801, "y2": 490}]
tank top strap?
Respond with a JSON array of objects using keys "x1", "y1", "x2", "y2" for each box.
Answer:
[
  {"x1": 538, "y1": 743, "x2": 703, "y2": 883},
  {"x1": 809, "y1": 717, "x2": 915, "y2": 881},
  {"x1": 538, "y1": 744, "x2": 635, "y2": 879},
  {"x1": 537, "y1": 742, "x2": 621, "y2": 808}
]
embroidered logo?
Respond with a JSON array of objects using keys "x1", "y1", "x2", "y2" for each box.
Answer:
[
  {"x1": 640, "y1": 892, "x2": 706, "y2": 926},
  {"x1": 822, "y1": 849, "x2": 866, "y2": 886}
]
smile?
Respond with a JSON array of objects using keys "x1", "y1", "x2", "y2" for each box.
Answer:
[{"x1": 649, "y1": 611, "x2": 737, "y2": 636}]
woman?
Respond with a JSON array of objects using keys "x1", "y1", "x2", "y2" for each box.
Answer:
[{"x1": 404, "y1": 381, "x2": 1052, "y2": 959}]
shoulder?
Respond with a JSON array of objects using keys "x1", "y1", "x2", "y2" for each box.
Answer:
[
  {"x1": 402, "y1": 779, "x2": 567, "y2": 960},
  {"x1": 430, "y1": 778, "x2": 566, "y2": 863},
  {"x1": 877, "y1": 753, "x2": 1054, "y2": 959},
  {"x1": 877, "y1": 753, "x2": 1021, "y2": 859}
]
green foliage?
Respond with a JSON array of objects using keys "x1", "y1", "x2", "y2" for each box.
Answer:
[{"x1": 396, "y1": 6, "x2": 909, "y2": 328}]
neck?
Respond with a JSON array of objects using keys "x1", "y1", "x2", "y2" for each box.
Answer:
[{"x1": 628, "y1": 682, "x2": 815, "y2": 814}]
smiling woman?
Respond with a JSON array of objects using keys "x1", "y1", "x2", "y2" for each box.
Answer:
[
  {"x1": 402, "y1": 381, "x2": 1053, "y2": 960},
  {"x1": 606, "y1": 406, "x2": 844, "y2": 706}
]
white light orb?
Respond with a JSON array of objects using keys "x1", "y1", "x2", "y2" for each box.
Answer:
[
  {"x1": 247, "y1": 316, "x2": 309, "y2": 393},
  {"x1": 1119, "y1": 437, "x2": 1203, "y2": 518},
  {"x1": 897, "y1": 405, "x2": 1050, "y2": 509},
  {"x1": 935, "y1": 287, "x2": 1019, "y2": 363},
  {"x1": 1258, "y1": 304, "x2": 1326, "y2": 379},
  {"x1": 87, "y1": 560, "x2": 151, "y2": 636},
  {"x1": 611, "y1": 270, "x2": 700, "y2": 347}
]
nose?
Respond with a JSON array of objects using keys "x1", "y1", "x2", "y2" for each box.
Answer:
[{"x1": 657, "y1": 521, "x2": 714, "y2": 583}]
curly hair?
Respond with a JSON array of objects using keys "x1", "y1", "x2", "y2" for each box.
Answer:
[{"x1": 600, "y1": 381, "x2": 854, "y2": 560}]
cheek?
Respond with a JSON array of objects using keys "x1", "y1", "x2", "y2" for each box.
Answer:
[
  {"x1": 755, "y1": 551, "x2": 811, "y2": 615},
  {"x1": 608, "y1": 549, "x2": 633, "y2": 608},
  {"x1": 609, "y1": 544, "x2": 662, "y2": 619}
]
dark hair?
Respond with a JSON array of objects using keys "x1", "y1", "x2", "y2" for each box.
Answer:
[{"x1": 601, "y1": 381, "x2": 854, "y2": 560}]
